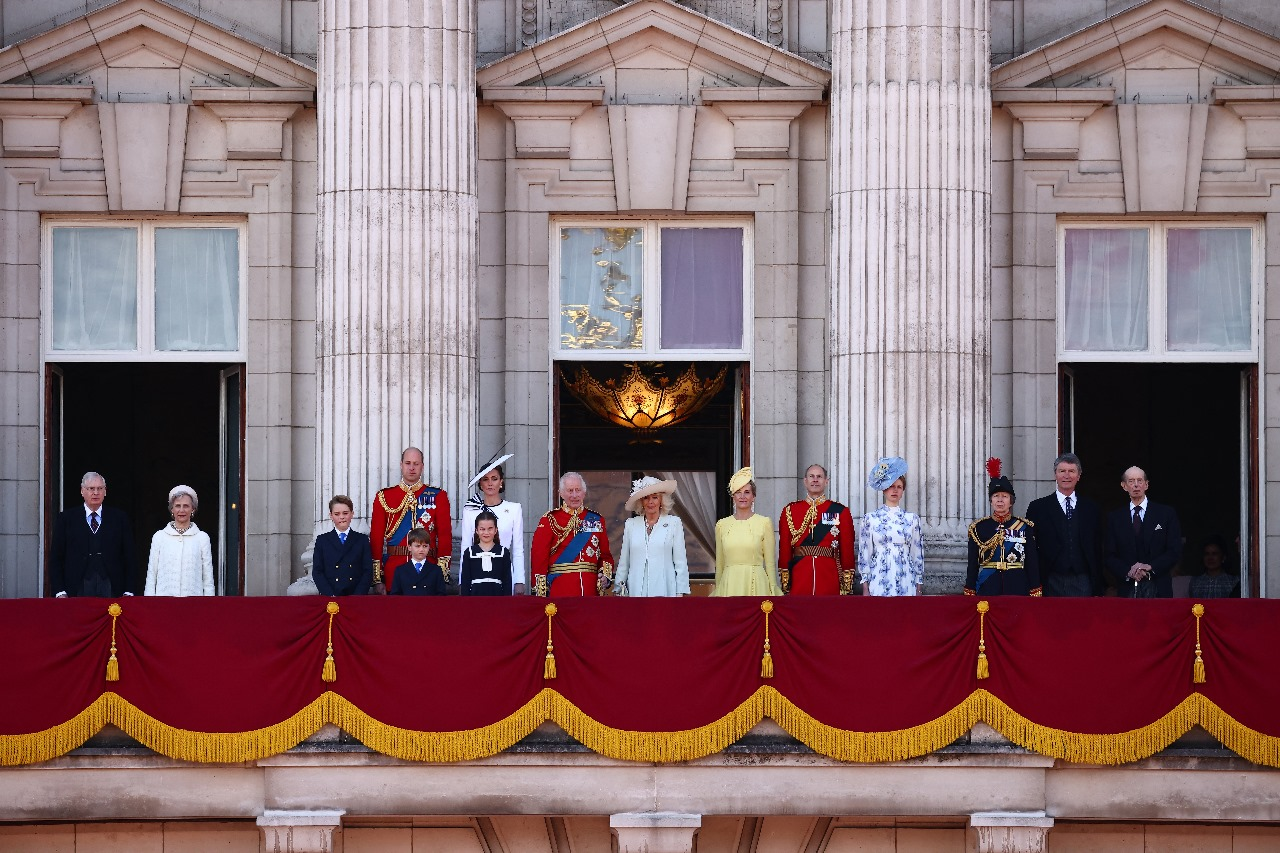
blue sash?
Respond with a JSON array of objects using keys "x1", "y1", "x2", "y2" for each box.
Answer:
[{"x1": 550, "y1": 512, "x2": 603, "y2": 570}]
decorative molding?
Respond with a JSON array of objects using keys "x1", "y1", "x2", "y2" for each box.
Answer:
[
  {"x1": 993, "y1": 88, "x2": 1114, "y2": 161},
  {"x1": 485, "y1": 87, "x2": 603, "y2": 159},
  {"x1": 1216, "y1": 87, "x2": 1280, "y2": 159},
  {"x1": 198, "y1": 102, "x2": 303, "y2": 160},
  {"x1": 1116, "y1": 103, "x2": 1208, "y2": 212},
  {"x1": 257, "y1": 809, "x2": 344, "y2": 853},
  {"x1": 98, "y1": 102, "x2": 188, "y2": 211},
  {"x1": 969, "y1": 812, "x2": 1053, "y2": 853},
  {"x1": 608, "y1": 104, "x2": 696, "y2": 210},
  {"x1": 610, "y1": 812, "x2": 701, "y2": 853}
]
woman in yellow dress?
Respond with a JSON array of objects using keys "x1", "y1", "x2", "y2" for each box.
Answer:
[{"x1": 712, "y1": 467, "x2": 782, "y2": 596}]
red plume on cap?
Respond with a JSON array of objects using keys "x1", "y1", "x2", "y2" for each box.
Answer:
[{"x1": 986, "y1": 457, "x2": 1002, "y2": 479}]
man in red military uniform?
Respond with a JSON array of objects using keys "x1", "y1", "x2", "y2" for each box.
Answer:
[
  {"x1": 531, "y1": 472, "x2": 615, "y2": 597},
  {"x1": 370, "y1": 447, "x2": 452, "y2": 591},
  {"x1": 778, "y1": 464, "x2": 856, "y2": 595}
]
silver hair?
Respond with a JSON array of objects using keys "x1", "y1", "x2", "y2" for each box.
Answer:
[
  {"x1": 168, "y1": 487, "x2": 198, "y2": 513},
  {"x1": 1053, "y1": 453, "x2": 1083, "y2": 476},
  {"x1": 558, "y1": 471, "x2": 587, "y2": 495},
  {"x1": 80, "y1": 472, "x2": 106, "y2": 488}
]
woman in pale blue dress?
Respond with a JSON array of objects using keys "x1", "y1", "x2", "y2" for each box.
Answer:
[{"x1": 858, "y1": 457, "x2": 925, "y2": 596}]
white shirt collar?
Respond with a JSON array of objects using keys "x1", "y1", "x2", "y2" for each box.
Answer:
[
  {"x1": 1130, "y1": 497, "x2": 1149, "y2": 514},
  {"x1": 1055, "y1": 490, "x2": 1075, "y2": 511},
  {"x1": 84, "y1": 504, "x2": 104, "y2": 521}
]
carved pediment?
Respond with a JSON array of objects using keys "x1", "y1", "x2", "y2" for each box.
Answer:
[
  {"x1": 0, "y1": 0, "x2": 315, "y2": 100},
  {"x1": 993, "y1": 0, "x2": 1280, "y2": 102},
  {"x1": 478, "y1": 0, "x2": 828, "y2": 104}
]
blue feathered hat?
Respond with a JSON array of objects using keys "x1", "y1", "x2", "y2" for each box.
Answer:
[{"x1": 867, "y1": 457, "x2": 908, "y2": 491}]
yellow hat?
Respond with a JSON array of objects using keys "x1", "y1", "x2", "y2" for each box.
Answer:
[{"x1": 727, "y1": 466, "x2": 754, "y2": 495}]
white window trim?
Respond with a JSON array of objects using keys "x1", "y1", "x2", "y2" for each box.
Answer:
[
  {"x1": 549, "y1": 217, "x2": 754, "y2": 361},
  {"x1": 1055, "y1": 218, "x2": 1263, "y2": 363},
  {"x1": 41, "y1": 217, "x2": 249, "y2": 363}
]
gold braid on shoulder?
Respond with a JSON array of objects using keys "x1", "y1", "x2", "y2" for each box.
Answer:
[
  {"x1": 786, "y1": 499, "x2": 821, "y2": 547},
  {"x1": 969, "y1": 521, "x2": 1005, "y2": 566}
]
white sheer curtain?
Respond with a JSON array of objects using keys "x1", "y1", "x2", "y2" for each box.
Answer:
[
  {"x1": 50, "y1": 227, "x2": 137, "y2": 350},
  {"x1": 660, "y1": 470, "x2": 717, "y2": 560},
  {"x1": 154, "y1": 228, "x2": 239, "y2": 351},
  {"x1": 1166, "y1": 228, "x2": 1252, "y2": 352},
  {"x1": 1063, "y1": 228, "x2": 1149, "y2": 352},
  {"x1": 559, "y1": 226, "x2": 644, "y2": 350}
]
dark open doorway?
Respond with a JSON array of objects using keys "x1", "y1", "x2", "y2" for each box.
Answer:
[
  {"x1": 554, "y1": 361, "x2": 746, "y2": 591},
  {"x1": 1062, "y1": 363, "x2": 1255, "y2": 595},
  {"x1": 44, "y1": 363, "x2": 241, "y2": 595}
]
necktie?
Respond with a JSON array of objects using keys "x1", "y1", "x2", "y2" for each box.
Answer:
[
  {"x1": 90, "y1": 512, "x2": 99, "y2": 534},
  {"x1": 338, "y1": 531, "x2": 347, "y2": 544},
  {"x1": 1132, "y1": 506, "x2": 1142, "y2": 536},
  {"x1": 1064, "y1": 496, "x2": 1074, "y2": 520},
  {"x1": 414, "y1": 562, "x2": 423, "y2": 573}
]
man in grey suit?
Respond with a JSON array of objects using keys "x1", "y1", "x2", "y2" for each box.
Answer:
[{"x1": 50, "y1": 472, "x2": 138, "y2": 598}]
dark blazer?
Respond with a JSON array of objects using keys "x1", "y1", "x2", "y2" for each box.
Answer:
[
  {"x1": 389, "y1": 560, "x2": 448, "y2": 596},
  {"x1": 1105, "y1": 501, "x2": 1182, "y2": 598},
  {"x1": 1024, "y1": 492, "x2": 1103, "y2": 593},
  {"x1": 312, "y1": 529, "x2": 374, "y2": 596},
  {"x1": 49, "y1": 505, "x2": 138, "y2": 597}
]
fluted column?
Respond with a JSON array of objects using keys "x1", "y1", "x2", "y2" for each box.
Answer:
[
  {"x1": 829, "y1": 0, "x2": 991, "y2": 587},
  {"x1": 315, "y1": 0, "x2": 478, "y2": 535}
]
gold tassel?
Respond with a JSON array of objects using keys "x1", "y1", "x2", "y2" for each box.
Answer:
[
  {"x1": 321, "y1": 601, "x2": 339, "y2": 683},
  {"x1": 543, "y1": 603, "x2": 558, "y2": 679},
  {"x1": 976, "y1": 600, "x2": 990, "y2": 680},
  {"x1": 1192, "y1": 603, "x2": 1207, "y2": 684},
  {"x1": 105, "y1": 602, "x2": 122, "y2": 682},
  {"x1": 760, "y1": 600, "x2": 775, "y2": 679}
]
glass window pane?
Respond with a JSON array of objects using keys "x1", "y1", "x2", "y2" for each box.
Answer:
[
  {"x1": 1063, "y1": 228, "x2": 1149, "y2": 352},
  {"x1": 559, "y1": 227, "x2": 644, "y2": 350},
  {"x1": 660, "y1": 228, "x2": 744, "y2": 350},
  {"x1": 50, "y1": 227, "x2": 137, "y2": 351},
  {"x1": 155, "y1": 228, "x2": 240, "y2": 351},
  {"x1": 1167, "y1": 228, "x2": 1252, "y2": 352}
]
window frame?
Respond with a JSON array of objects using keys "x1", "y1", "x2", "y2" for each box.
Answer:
[
  {"x1": 41, "y1": 217, "x2": 249, "y2": 363},
  {"x1": 549, "y1": 217, "x2": 754, "y2": 361},
  {"x1": 1055, "y1": 218, "x2": 1263, "y2": 363}
]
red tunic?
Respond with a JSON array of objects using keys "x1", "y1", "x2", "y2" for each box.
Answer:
[
  {"x1": 370, "y1": 482, "x2": 452, "y2": 589},
  {"x1": 778, "y1": 498, "x2": 856, "y2": 596},
  {"x1": 530, "y1": 506, "x2": 614, "y2": 597}
]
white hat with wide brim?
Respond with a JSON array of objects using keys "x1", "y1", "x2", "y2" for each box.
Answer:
[
  {"x1": 624, "y1": 476, "x2": 678, "y2": 513},
  {"x1": 467, "y1": 454, "x2": 514, "y2": 491}
]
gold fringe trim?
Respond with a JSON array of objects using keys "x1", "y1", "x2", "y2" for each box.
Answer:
[
  {"x1": 548, "y1": 688, "x2": 768, "y2": 763},
  {"x1": 6, "y1": 690, "x2": 1280, "y2": 768}
]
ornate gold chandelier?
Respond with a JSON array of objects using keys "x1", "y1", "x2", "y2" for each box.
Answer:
[{"x1": 563, "y1": 362, "x2": 728, "y2": 439}]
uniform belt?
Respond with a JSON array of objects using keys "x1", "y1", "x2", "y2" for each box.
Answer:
[
  {"x1": 550, "y1": 562, "x2": 597, "y2": 574},
  {"x1": 794, "y1": 546, "x2": 837, "y2": 559},
  {"x1": 981, "y1": 561, "x2": 1023, "y2": 572}
]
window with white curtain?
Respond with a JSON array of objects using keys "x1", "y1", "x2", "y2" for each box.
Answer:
[
  {"x1": 554, "y1": 221, "x2": 750, "y2": 358},
  {"x1": 1059, "y1": 222, "x2": 1259, "y2": 361},
  {"x1": 45, "y1": 220, "x2": 245, "y2": 360}
]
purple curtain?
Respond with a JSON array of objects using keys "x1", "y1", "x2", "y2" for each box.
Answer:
[{"x1": 660, "y1": 228, "x2": 743, "y2": 349}]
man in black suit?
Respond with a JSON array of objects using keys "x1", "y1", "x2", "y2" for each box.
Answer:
[
  {"x1": 1024, "y1": 453, "x2": 1104, "y2": 596},
  {"x1": 312, "y1": 495, "x2": 374, "y2": 596},
  {"x1": 1105, "y1": 466, "x2": 1183, "y2": 598},
  {"x1": 50, "y1": 471, "x2": 137, "y2": 598}
]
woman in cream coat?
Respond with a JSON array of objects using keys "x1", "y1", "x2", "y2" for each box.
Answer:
[
  {"x1": 145, "y1": 485, "x2": 215, "y2": 596},
  {"x1": 614, "y1": 476, "x2": 690, "y2": 597}
]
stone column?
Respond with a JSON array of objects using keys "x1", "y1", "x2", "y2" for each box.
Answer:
[
  {"x1": 828, "y1": 0, "x2": 991, "y2": 589},
  {"x1": 315, "y1": 0, "x2": 478, "y2": 536},
  {"x1": 610, "y1": 812, "x2": 701, "y2": 853},
  {"x1": 969, "y1": 812, "x2": 1053, "y2": 853},
  {"x1": 258, "y1": 809, "x2": 344, "y2": 852}
]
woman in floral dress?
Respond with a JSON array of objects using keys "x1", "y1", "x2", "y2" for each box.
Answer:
[{"x1": 857, "y1": 457, "x2": 925, "y2": 596}]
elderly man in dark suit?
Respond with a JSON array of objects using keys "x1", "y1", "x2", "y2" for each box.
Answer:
[
  {"x1": 312, "y1": 495, "x2": 374, "y2": 596},
  {"x1": 1024, "y1": 453, "x2": 1104, "y2": 596},
  {"x1": 1105, "y1": 466, "x2": 1183, "y2": 598},
  {"x1": 50, "y1": 471, "x2": 138, "y2": 598}
]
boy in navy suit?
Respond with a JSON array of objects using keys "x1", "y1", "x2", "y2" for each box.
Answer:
[
  {"x1": 312, "y1": 495, "x2": 374, "y2": 596},
  {"x1": 389, "y1": 527, "x2": 448, "y2": 595}
]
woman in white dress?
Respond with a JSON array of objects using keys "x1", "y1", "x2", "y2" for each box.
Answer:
[
  {"x1": 145, "y1": 485, "x2": 215, "y2": 596},
  {"x1": 858, "y1": 457, "x2": 925, "y2": 596},
  {"x1": 614, "y1": 476, "x2": 690, "y2": 597},
  {"x1": 461, "y1": 454, "x2": 526, "y2": 594}
]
